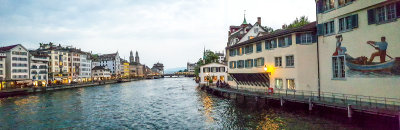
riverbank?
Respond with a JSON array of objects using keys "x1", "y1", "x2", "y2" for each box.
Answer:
[
  {"x1": 200, "y1": 85, "x2": 400, "y2": 129},
  {"x1": 0, "y1": 78, "x2": 142, "y2": 98}
]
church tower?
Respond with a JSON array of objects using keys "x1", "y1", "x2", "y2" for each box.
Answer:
[
  {"x1": 135, "y1": 51, "x2": 140, "y2": 64},
  {"x1": 129, "y1": 50, "x2": 134, "y2": 63}
]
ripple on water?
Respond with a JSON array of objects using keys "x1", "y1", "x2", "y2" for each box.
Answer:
[{"x1": 0, "y1": 78, "x2": 367, "y2": 129}]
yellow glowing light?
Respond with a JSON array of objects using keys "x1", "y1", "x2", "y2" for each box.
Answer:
[{"x1": 264, "y1": 65, "x2": 275, "y2": 73}]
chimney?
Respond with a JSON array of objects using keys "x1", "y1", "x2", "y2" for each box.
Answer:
[{"x1": 257, "y1": 17, "x2": 261, "y2": 25}]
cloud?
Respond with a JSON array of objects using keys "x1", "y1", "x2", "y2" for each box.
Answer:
[{"x1": 0, "y1": 0, "x2": 316, "y2": 69}]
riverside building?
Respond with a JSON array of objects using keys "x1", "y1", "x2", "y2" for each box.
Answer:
[
  {"x1": 0, "y1": 44, "x2": 31, "y2": 88},
  {"x1": 199, "y1": 63, "x2": 228, "y2": 85},
  {"x1": 316, "y1": 0, "x2": 400, "y2": 98},
  {"x1": 226, "y1": 22, "x2": 318, "y2": 92},
  {"x1": 29, "y1": 51, "x2": 49, "y2": 87},
  {"x1": 99, "y1": 52, "x2": 121, "y2": 77},
  {"x1": 79, "y1": 53, "x2": 92, "y2": 82},
  {"x1": 0, "y1": 52, "x2": 6, "y2": 89}
]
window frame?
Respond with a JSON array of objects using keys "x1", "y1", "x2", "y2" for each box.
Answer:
[
  {"x1": 275, "y1": 78, "x2": 283, "y2": 90},
  {"x1": 286, "y1": 79, "x2": 296, "y2": 91},
  {"x1": 274, "y1": 57, "x2": 282, "y2": 67},
  {"x1": 285, "y1": 55, "x2": 295, "y2": 67},
  {"x1": 332, "y1": 55, "x2": 346, "y2": 79}
]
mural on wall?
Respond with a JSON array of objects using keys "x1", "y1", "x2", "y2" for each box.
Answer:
[{"x1": 333, "y1": 35, "x2": 400, "y2": 78}]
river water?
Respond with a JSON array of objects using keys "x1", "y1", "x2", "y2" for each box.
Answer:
[{"x1": 0, "y1": 78, "x2": 366, "y2": 129}]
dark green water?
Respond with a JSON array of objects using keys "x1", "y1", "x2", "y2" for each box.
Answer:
[{"x1": 0, "y1": 78, "x2": 364, "y2": 129}]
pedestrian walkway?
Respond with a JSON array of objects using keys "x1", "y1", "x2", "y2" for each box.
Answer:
[{"x1": 207, "y1": 86, "x2": 400, "y2": 117}]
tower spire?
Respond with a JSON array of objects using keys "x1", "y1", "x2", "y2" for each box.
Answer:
[{"x1": 242, "y1": 10, "x2": 247, "y2": 25}]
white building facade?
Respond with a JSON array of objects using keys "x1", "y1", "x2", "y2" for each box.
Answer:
[
  {"x1": 316, "y1": 0, "x2": 400, "y2": 98},
  {"x1": 29, "y1": 52, "x2": 49, "y2": 87},
  {"x1": 199, "y1": 63, "x2": 228, "y2": 85},
  {"x1": 79, "y1": 54, "x2": 92, "y2": 82},
  {"x1": 99, "y1": 52, "x2": 121, "y2": 76}
]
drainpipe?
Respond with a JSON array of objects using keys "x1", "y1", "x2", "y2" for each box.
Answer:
[{"x1": 316, "y1": 1, "x2": 321, "y2": 101}]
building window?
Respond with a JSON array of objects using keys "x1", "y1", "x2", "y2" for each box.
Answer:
[
  {"x1": 244, "y1": 45, "x2": 253, "y2": 54},
  {"x1": 254, "y1": 28, "x2": 259, "y2": 33},
  {"x1": 219, "y1": 76, "x2": 225, "y2": 81},
  {"x1": 368, "y1": 3, "x2": 399, "y2": 25},
  {"x1": 323, "y1": 0, "x2": 334, "y2": 11},
  {"x1": 275, "y1": 57, "x2": 282, "y2": 67},
  {"x1": 237, "y1": 47, "x2": 243, "y2": 55},
  {"x1": 229, "y1": 61, "x2": 235, "y2": 69},
  {"x1": 253, "y1": 57, "x2": 264, "y2": 67},
  {"x1": 278, "y1": 36, "x2": 292, "y2": 47},
  {"x1": 256, "y1": 43, "x2": 262, "y2": 52},
  {"x1": 265, "y1": 39, "x2": 277, "y2": 50},
  {"x1": 229, "y1": 49, "x2": 237, "y2": 56},
  {"x1": 324, "y1": 21, "x2": 335, "y2": 35},
  {"x1": 296, "y1": 33, "x2": 315, "y2": 44},
  {"x1": 275, "y1": 78, "x2": 283, "y2": 89},
  {"x1": 339, "y1": 14, "x2": 359, "y2": 32},
  {"x1": 286, "y1": 55, "x2": 294, "y2": 67},
  {"x1": 332, "y1": 55, "x2": 346, "y2": 78},
  {"x1": 228, "y1": 75, "x2": 233, "y2": 81},
  {"x1": 237, "y1": 60, "x2": 244, "y2": 68},
  {"x1": 286, "y1": 79, "x2": 295, "y2": 90},
  {"x1": 338, "y1": 0, "x2": 355, "y2": 7},
  {"x1": 245, "y1": 59, "x2": 253, "y2": 68}
]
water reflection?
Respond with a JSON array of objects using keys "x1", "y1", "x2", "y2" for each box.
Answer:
[
  {"x1": 200, "y1": 93, "x2": 214, "y2": 123},
  {"x1": 0, "y1": 78, "x2": 362, "y2": 129}
]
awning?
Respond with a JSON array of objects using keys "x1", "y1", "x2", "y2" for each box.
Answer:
[
  {"x1": 16, "y1": 80, "x2": 33, "y2": 84},
  {"x1": 229, "y1": 73, "x2": 270, "y2": 87}
]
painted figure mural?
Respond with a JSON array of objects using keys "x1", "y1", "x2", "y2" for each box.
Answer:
[{"x1": 332, "y1": 35, "x2": 400, "y2": 77}]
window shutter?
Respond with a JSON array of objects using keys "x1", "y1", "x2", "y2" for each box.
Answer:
[
  {"x1": 288, "y1": 36, "x2": 292, "y2": 46},
  {"x1": 312, "y1": 32, "x2": 317, "y2": 43},
  {"x1": 317, "y1": 24, "x2": 324, "y2": 36},
  {"x1": 254, "y1": 59, "x2": 258, "y2": 67},
  {"x1": 296, "y1": 34, "x2": 301, "y2": 44},
  {"x1": 397, "y1": 2, "x2": 400, "y2": 18},
  {"x1": 352, "y1": 14, "x2": 358, "y2": 28},
  {"x1": 261, "y1": 58, "x2": 264, "y2": 65},
  {"x1": 278, "y1": 38, "x2": 283, "y2": 47},
  {"x1": 367, "y1": 9, "x2": 376, "y2": 25},
  {"x1": 251, "y1": 60, "x2": 254, "y2": 67},
  {"x1": 273, "y1": 39, "x2": 277, "y2": 48}
]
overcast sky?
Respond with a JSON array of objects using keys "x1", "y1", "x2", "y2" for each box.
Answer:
[{"x1": 0, "y1": 0, "x2": 316, "y2": 69}]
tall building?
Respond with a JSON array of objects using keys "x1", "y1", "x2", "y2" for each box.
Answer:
[
  {"x1": 0, "y1": 52, "x2": 6, "y2": 89},
  {"x1": 316, "y1": 0, "x2": 400, "y2": 98},
  {"x1": 99, "y1": 52, "x2": 121, "y2": 76},
  {"x1": 226, "y1": 22, "x2": 318, "y2": 91},
  {"x1": 79, "y1": 53, "x2": 91, "y2": 82},
  {"x1": 29, "y1": 50, "x2": 49, "y2": 87},
  {"x1": 129, "y1": 51, "x2": 135, "y2": 64},
  {"x1": 0, "y1": 44, "x2": 30, "y2": 88},
  {"x1": 151, "y1": 62, "x2": 164, "y2": 75},
  {"x1": 135, "y1": 51, "x2": 140, "y2": 64}
]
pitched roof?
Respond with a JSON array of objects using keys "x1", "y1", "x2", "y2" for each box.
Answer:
[
  {"x1": 0, "y1": 44, "x2": 19, "y2": 51},
  {"x1": 92, "y1": 66, "x2": 110, "y2": 71},
  {"x1": 226, "y1": 21, "x2": 316, "y2": 49}
]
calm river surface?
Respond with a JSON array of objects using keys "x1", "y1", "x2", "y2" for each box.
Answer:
[{"x1": 0, "y1": 78, "x2": 362, "y2": 129}]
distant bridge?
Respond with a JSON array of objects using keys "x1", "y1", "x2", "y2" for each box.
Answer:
[{"x1": 162, "y1": 73, "x2": 195, "y2": 78}]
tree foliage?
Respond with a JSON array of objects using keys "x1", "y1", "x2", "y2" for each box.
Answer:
[
  {"x1": 194, "y1": 50, "x2": 220, "y2": 76},
  {"x1": 263, "y1": 26, "x2": 274, "y2": 33},
  {"x1": 287, "y1": 16, "x2": 310, "y2": 29}
]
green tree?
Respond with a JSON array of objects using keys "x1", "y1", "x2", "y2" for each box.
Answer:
[
  {"x1": 263, "y1": 26, "x2": 274, "y2": 33},
  {"x1": 194, "y1": 50, "x2": 220, "y2": 76},
  {"x1": 287, "y1": 16, "x2": 310, "y2": 29}
]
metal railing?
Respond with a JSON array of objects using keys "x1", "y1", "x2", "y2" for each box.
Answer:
[{"x1": 213, "y1": 86, "x2": 400, "y2": 111}]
